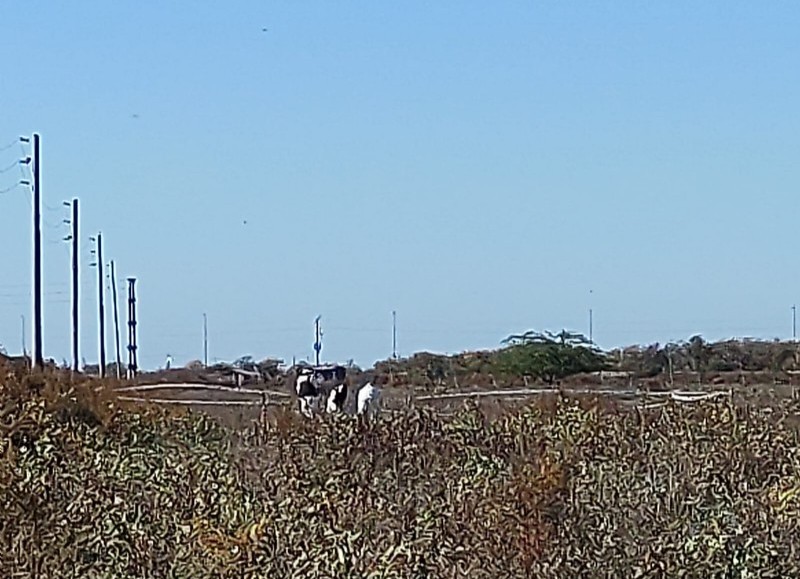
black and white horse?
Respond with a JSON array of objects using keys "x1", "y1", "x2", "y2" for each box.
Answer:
[
  {"x1": 326, "y1": 382, "x2": 348, "y2": 414},
  {"x1": 294, "y1": 367, "x2": 322, "y2": 418}
]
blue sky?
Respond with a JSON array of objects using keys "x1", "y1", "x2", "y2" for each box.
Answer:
[{"x1": 1, "y1": 1, "x2": 800, "y2": 370}]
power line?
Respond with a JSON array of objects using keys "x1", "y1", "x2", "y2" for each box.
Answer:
[
  {"x1": 0, "y1": 182, "x2": 20, "y2": 195},
  {"x1": 0, "y1": 139, "x2": 18, "y2": 153},
  {"x1": 0, "y1": 282, "x2": 67, "y2": 289},
  {"x1": 0, "y1": 290, "x2": 68, "y2": 298},
  {"x1": 43, "y1": 218, "x2": 67, "y2": 230},
  {"x1": 0, "y1": 299, "x2": 69, "y2": 307},
  {"x1": 326, "y1": 326, "x2": 385, "y2": 334},
  {"x1": 0, "y1": 160, "x2": 19, "y2": 174},
  {"x1": 18, "y1": 143, "x2": 29, "y2": 181},
  {"x1": 42, "y1": 200, "x2": 65, "y2": 213}
]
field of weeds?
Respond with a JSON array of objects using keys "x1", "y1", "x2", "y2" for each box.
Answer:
[{"x1": 2, "y1": 363, "x2": 800, "y2": 577}]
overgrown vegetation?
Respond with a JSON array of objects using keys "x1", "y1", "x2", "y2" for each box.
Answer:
[
  {"x1": 15, "y1": 330, "x2": 799, "y2": 394},
  {"x1": 370, "y1": 332, "x2": 800, "y2": 391},
  {"x1": 2, "y1": 361, "x2": 800, "y2": 576},
  {"x1": 611, "y1": 334, "x2": 800, "y2": 377}
]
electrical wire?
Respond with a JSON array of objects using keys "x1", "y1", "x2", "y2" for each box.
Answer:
[
  {"x1": 0, "y1": 282, "x2": 68, "y2": 289},
  {"x1": 42, "y1": 200, "x2": 64, "y2": 213},
  {"x1": 0, "y1": 290, "x2": 68, "y2": 298},
  {"x1": 18, "y1": 143, "x2": 28, "y2": 180},
  {"x1": 326, "y1": 326, "x2": 385, "y2": 334},
  {"x1": 42, "y1": 218, "x2": 67, "y2": 230},
  {"x1": 0, "y1": 182, "x2": 19, "y2": 195},
  {"x1": 0, "y1": 160, "x2": 18, "y2": 174},
  {"x1": 0, "y1": 139, "x2": 18, "y2": 153},
  {"x1": 0, "y1": 299, "x2": 66, "y2": 310}
]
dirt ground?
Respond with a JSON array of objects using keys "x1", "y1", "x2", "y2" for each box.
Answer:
[{"x1": 113, "y1": 373, "x2": 800, "y2": 432}]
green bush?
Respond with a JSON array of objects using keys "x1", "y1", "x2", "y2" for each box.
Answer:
[{"x1": 496, "y1": 329, "x2": 607, "y2": 383}]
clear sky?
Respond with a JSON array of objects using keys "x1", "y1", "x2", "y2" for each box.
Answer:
[{"x1": 2, "y1": 1, "x2": 800, "y2": 370}]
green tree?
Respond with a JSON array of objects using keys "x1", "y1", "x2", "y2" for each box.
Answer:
[
  {"x1": 497, "y1": 329, "x2": 607, "y2": 384},
  {"x1": 233, "y1": 355, "x2": 255, "y2": 369}
]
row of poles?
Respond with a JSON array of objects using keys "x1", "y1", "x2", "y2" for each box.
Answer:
[
  {"x1": 22, "y1": 132, "x2": 482, "y2": 373},
  {"x1": 309, "y1": 311, "x2": 399, "y2": 367},
  {"x1": 26, "y1": 133, "x2": 138, "y2": 378}
]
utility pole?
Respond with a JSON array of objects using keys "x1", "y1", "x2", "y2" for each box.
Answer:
[
  {"x1": 97, "y1": 233, "x2": 106, "y2": 377},
  {"x1": 110, "y1": 260, "x2": 122, "y2": 379},
  {"x1": 126, "y1": 278, "x2": 138, "y2": 378},
  {"x1": 667, "y1": 347, "x2": 674, "y2": 387},
  {"x1": 90, "y1": 233, "x2": 106, "y2": 377},
  {"x1": 203, "y1": 313, "x2": 208, "y2": 367},
  {"x1": 392, "y1": 310, "x2": 397, "y2": 360},
  {"x1": 793, "y1": 305, "x2": 796, "y2": 342},
  {"x1": 64, "y1": 199, "x2": 79, "y2": 371},
  {"x1": 29, "y1": 133, "x2": 43, "y2": 369},
  {"x1": 588, "y1": 289, "x2": 594, "y2": 345},
  {"x1": 313, "y1": 315, "x2": 322, "y2": 366}
]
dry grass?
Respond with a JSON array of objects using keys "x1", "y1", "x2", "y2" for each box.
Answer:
[{"x1": 2, "y1": 362, "x2": 800, "y2": 577}]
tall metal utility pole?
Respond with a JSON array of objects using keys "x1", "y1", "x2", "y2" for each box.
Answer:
[
  {"x1": 588, "y1": 289, "x2": 594, "y2": 344},
  {"x1": 793, "y1": 305, "x2": 796, "y2": 342},
  {"x1": 91, "y1": 233, "x2": 107, "y2": 377},
  {"x1": 20, "y1": 314, "x2": 26, "y2": 358},
  {"x1": 313, "y1": 315, "x2": 322, "y2": 366},
  {"x1": 203, "y1": 313, "x2": 208, "y2": 367},
  {"x1": 64, "y1": 198, "x2": 79, "y2": 371},
  {"x1": 392, "y1": 310, "x2": 397, "y2": 360},
  {"x1": 110, "y1": 260, "x2": 122, "y2": 379},
  {"x1": 30, "y1": 133, "x2": 43, "y2": 369},
  {"x1": 126, "y1": 277, "x2": 138, "y2": 378}
]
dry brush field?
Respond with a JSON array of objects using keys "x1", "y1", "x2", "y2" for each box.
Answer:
[{"x1": 2, "y1": 362, "x2": 800, "y2": 577}]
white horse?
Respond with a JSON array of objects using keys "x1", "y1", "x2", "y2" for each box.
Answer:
[{"x1": 356, "y1": 382, "x2": 381, "y2": 419}]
